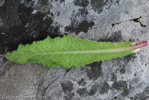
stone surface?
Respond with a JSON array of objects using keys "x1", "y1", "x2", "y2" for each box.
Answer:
[{"x1": 0, "y1": 0, "x2": 149, "y2": 100}]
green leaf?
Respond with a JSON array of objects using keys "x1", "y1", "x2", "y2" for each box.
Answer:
[{"x1": 6, "y1": 35, "x2": 134, "y2": 68}]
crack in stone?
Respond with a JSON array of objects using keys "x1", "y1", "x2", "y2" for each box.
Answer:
[
  {"x1": 37, "y1": 76, "x2": 59, "y2": 100},
  {"x1": 92, "y1": 16, "x2": 149, "y2": 30},
  {"x1": 112, "y1": 16, "x2": 148, "y2": 28},
  {"x1": 36, "y1": 70, "x2": 49, "y2": 100},
  {"x1": 132, "y1": 17, "x2": 147, "y2": 27},
  {"x1": 0, "y1": 55, "x2": 9, "y2": 74},
  {"x1": 62, "y1": 67, "x2": 72, "y2": 78},
  {"x1": 43, "y1": 77, "x2": 58, "y2": 94},
  {"x1": 36, "y1": 68, "x2": 68, "y2": 100}
]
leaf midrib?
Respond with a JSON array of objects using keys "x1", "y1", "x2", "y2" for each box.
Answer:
[{"x1": 11, "y1": 47, "x2": 132, "y2": 57}]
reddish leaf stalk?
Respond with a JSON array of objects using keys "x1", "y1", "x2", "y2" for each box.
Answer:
[{"x1": 131, "y1": 41, "x2": 148, "y2": 52}]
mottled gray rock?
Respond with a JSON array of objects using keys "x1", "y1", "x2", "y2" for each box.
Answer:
[{"x1": 0, "y1": 0, "x2": 149, "y2": 100}]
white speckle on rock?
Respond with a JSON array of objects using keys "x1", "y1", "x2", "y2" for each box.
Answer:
[
  {"x1": 32, "y1": 10, "x2": 38, "y2": 14},
  {"x1": 1, "y1": 33, "x2": 5, "y2": 35}
]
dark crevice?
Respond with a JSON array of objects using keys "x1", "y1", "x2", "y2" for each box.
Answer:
[
  {"x1": 40, "y1": 77, "x2": 58, "y2": 99},
  {"x1": 112, "y1": 23, "x2": 119, "y2": 27},
  {"x1": 132, "y1": 18, "x2": 140, "y2": 22},
  {"x1": 112, "y1": 16, "x2": 147, "y2": 28},
  {"x1": 132, "y1": 17, "x2": 147, "y2": 27},
  {"x1": 0, "y1": 55, "x2": 9, "y2": 75},
  {"x1": 36, "y1": 78, "x2": 45, "y2": 100},
  {"x1": 36, "y1": 70, "x2": 48, "y2": 100},
  {"x1": 62, "y1": 67, "x2": 72, "y2": 77}
]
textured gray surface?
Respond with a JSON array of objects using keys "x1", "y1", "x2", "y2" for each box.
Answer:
[{"x1": 0, "y1": 0, "x2": 149, "y2": 100}]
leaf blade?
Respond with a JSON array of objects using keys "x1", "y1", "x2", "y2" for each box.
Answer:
[{"x1": 6, "y1": 35, "x2": 134, "y2": 68}]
